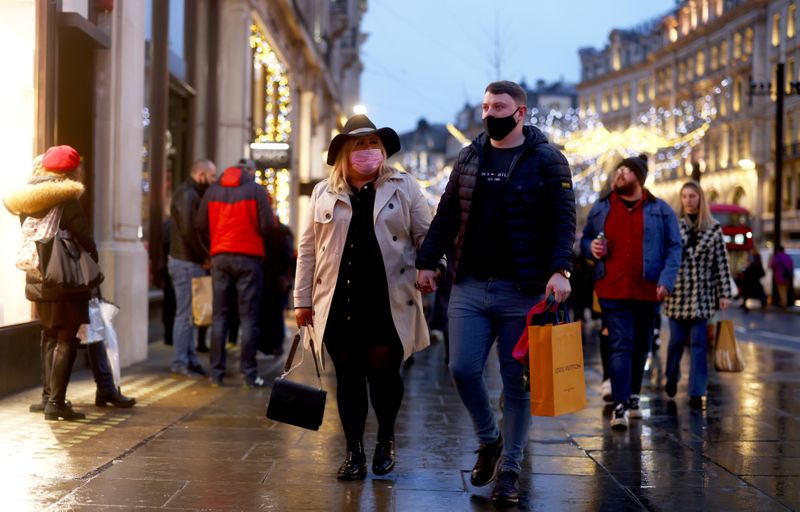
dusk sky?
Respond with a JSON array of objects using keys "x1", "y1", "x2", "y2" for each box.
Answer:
[{"x1": 360, "y1": 0, "x2": 677, "y2": 134}]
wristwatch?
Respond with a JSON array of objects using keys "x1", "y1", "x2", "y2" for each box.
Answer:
[{"x1": 555, "y1": 269, "x2": 571, "y2": 279}]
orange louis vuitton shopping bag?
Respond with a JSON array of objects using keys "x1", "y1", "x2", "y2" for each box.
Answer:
[{"x1": 526, "y1": 301, "x2": 586, "y2": 416}]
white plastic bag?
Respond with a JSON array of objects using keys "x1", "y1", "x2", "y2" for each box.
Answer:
[
  {"x1": 98, "y1": 298, "x2": 121, "y2": 389},
  {"x1": 78, "y1": 298, "x2": 106, "y2": 344}
]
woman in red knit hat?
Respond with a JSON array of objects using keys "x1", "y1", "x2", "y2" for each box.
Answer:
[{"x1": 3, "y1": 146, "x2": 110, "y2": 420}]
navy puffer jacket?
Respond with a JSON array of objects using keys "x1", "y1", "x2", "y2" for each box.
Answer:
[{"x1": 416, "y1": 126, "x2": 576, "y2": 292}]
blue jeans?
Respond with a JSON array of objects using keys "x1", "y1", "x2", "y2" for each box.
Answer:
[
  {"x1": 665, "y1": 318, "x2": 709, "y2": 397},
  {"x1": 599, "y1": 299, "x2": 658, "y2": 406},
  {"x1": 210, "y1": 254, "x2": 263, "y2": 383},
  {"x1": 168, "y1": 257, "x2": 206, "y2": 372},
  {"x1": 448, "y1": 277, "x2": 541, "y2": 474}
]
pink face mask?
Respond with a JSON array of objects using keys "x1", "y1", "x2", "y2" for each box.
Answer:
[{"x1": 350, "y1": 149, "x2": 385, "y2": 175}]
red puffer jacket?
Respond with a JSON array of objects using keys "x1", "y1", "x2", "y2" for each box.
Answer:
[{"x1": 195, "y1": 166, "x2": 274, "y2": 257}]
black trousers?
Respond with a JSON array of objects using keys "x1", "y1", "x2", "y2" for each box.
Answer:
[{"x1": 325, "y1": 321, "x2": 404, "y2": 448}]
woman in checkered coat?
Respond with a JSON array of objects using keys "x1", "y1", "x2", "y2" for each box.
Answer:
[{"x1": 662, "y1": 181, "x2": 732, "y2": 408}]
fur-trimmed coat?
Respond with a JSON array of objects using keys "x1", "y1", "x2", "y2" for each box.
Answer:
[
  {"x1": 662, "y1": 218, "x2": 732, "y2": 320},
  {"x1": 3, "y1": 177, "x2": 97, "y2": 327}
]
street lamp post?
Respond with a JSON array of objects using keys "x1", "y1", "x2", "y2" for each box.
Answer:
[{"x1": 749, "y1": 63, "x2": 800, "y2": 248}]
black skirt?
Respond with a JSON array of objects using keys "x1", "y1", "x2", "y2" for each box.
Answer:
[{"x1": 36, "y1": 299, "x2": 90, "y2": 329}]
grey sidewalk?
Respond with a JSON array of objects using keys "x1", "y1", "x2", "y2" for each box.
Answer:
[{"x1": 0, "y1": 322, "x2": 798, "y2": 511}]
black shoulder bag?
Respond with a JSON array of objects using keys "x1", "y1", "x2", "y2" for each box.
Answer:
[
  {"x1": 36, "y1": 225, "x2": 104, "y2": 294},
  {"x1": 266, "y1": 328, "x2": 327, "y2": 431}
]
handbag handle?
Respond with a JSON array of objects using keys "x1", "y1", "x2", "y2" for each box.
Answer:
[{"x1": 281, "y1": 327, "x2": 323, "y2": 389}]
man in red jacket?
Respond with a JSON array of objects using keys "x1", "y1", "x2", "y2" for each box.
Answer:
[{"x1": 196, "y1": 161, "x2": 274, "y2": 387}]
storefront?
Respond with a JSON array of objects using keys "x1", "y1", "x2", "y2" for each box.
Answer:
[{"x1": 0, "y1": 1, "x2": 149, "y2": 397}]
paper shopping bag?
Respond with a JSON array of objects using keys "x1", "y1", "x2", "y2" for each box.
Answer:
[
  {"x1": 529, "y1": 320, "x2": 586, "y2": 416},
  {"x1": 714, "y1": 319, "x2": 745, "y2": 372},
  {"x1": 191, "y1": 276, "x2": 213, "y2": 327}
]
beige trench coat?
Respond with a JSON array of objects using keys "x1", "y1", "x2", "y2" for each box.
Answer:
[{"x1": 294, "y1": 170, "x2": 432, "y2": 361}]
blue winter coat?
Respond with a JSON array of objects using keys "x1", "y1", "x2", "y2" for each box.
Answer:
[{"x1": 580, "y1": 191, "x2": 682, "y2": 293}]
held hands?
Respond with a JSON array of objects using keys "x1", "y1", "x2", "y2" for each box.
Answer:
[
  {"x1": 295, "y1": 307, "x2": 313, "y2": 327},
  {"x1": 719, "y1": 298, "x2": 730, "y2": 310},
  {"x1": 546, "y1": 273, "x2": 571, "y2": 304},
  {"x1": 656, "y1": 285, "x2": 669, "y2": 301},
  {"x1": 415, "y1": 269, "x2": 438, "y2": 293}
]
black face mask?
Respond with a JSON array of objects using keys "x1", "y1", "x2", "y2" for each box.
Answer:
[{"x1": 483, "y1": 107, "x2": 521, "y2": 141}]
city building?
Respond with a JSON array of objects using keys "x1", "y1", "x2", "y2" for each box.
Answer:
[
  {"x1": 577, "y1": 0, "x2": 800, "y2": 245},
  {"x1": 0, "y1": 0, "x2": 367, "y2": 397}
]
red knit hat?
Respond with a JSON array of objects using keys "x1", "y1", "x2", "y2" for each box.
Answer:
[{"x1": 42, "y1": 145, "x2": 80, "y2": 172}]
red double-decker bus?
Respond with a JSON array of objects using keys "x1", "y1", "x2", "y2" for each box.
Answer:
[{"x1": 709, "y1": 203, "x2": 753, "y2": 252}]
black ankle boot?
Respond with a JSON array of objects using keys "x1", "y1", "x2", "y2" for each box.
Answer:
[
  {"x1": 44, "y1": 400, "x2": 85, "y2": 421},
  {"x1": 337, "y1": 441, "x2": 367, "y2": 480},
  {"x1": 87, "y1": 342, "x2": 136, "y2": 408},
  {"x1": 96, "y1": 389, "x2": 136, "y2": 408},
  {"x1": 372, "y1": 436, "x2": 396, "y2": 476}
]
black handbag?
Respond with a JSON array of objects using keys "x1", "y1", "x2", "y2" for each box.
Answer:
[
  {"x1": 266, "y1": 328, "x2": 326, "y2": 431},
  {"x1": 37, "y1": 228, "x2": 104, "y2": 294}
]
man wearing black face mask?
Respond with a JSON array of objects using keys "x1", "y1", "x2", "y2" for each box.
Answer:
[
  {"x1": 168, "y1": 159, "x2": 217, "y2": 379},
  {"x1": 415, "y1": 80, "x2": 576, "y2": 506}
]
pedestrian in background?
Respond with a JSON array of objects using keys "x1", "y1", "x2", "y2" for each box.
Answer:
[
  {"x1": 769, "y1": 245, "x2": 794, "y2": 308},
  {"x1": 739, "y1": 248, "x2": 766, "y2": 311},
  {"x1": 294, "y1": 114, "x2": 431, "y2": 480},
  {"x1": 259, "y1": 215, "x2": 295, "y2": 357},
  {"x1": 4, "y1": 146, "x2": 98, "y2": 421},
  {"x1": 168, "y1": 159, "x2": 216, "y2": 379},
  {"x1": 662, "y1": 181, "x2": 732, "y2": 408},
  {"x1": 197, "y1": 160, "x2": 274, "y2": 388},
  {"x1": 416, "y1": 81, "x2": 575, "y2": 506},
  {"x1": 581, "y1": 153, "x2": 681, "y2": 431}
]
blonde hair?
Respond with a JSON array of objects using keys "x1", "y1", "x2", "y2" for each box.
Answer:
[
  {"x1": 679, "y1": 180, "x2": 715, "y2": 232},
  {"x1": 31, "y1": 154, "x2": 84, "y2": 182},
  {"x1": 328, "y1": 137, "x2": 394, "y2": 195}
]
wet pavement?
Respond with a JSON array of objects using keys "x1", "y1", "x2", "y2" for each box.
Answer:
[{"x1": 1, "y1": 314, "x2": 799, "y2": 511}]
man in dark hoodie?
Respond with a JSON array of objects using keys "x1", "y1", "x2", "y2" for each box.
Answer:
[
  {"x1": 415, "y1": 81, "x2": 575, "y2": 506},
  {"x1": 196, "y1": 160, "x2": 274, "y2": 388},
  {"x1": 168, "y1": 159, "x2": 216, "y2": 378}
]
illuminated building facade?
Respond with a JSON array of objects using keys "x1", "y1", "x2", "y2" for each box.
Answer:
[{"x1": 576, "y1": 0, "x2": 800, "y2": 243}]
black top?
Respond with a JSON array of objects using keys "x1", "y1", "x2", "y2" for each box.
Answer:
[
  {"x1": 170, "y1": 178, "x2": 209, "y2": 264},
  {"x1": 327, "y1": 182, "x2": 395, "y2": 341},
  {"x1": 458, "y1": 144, "x2": 523, "y2": 280},
  {"x1": 415, "y1": 126, "x2": 576, "y2": 293}
]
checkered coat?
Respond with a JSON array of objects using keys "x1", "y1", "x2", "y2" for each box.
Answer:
[{"x1": 663, "y1": 218, "x2": 732, "y2": 319}]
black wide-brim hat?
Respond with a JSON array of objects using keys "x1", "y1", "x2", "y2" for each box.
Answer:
[{"x1": 327, "y1": 114, "x2": 401, "y2": 165}]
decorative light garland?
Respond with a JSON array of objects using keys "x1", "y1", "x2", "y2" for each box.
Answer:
[
  {"x1": 255, "y1": 168, "x2": 291, "y2": 225},
  {"x1": 410, "y1": 79, "x2": 731, "y2": 208},
  {"x1": 531, "y1": 78, "x2": 730, "y2": 206},
  {"x1": 250, "y1": 24, "x2": 292, "y2": 224},
  {"x1": 250, "y1": 24, "x2": 292, "y2": 143}
]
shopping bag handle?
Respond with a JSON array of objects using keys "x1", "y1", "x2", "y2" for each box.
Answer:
[
  {"x1": 524, "y1": 294, "x2": 569, "y2": 326},
  {"x1": 281, "y1": 327, "x2": 323, "y2": 389}
]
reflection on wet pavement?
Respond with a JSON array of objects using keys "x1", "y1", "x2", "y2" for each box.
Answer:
[{"x1": 0, "y1": 320, "x2": 798, "y2": 511}]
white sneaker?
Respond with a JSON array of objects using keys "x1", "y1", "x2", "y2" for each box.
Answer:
[
  {"x1": 628, "y1": 394, "x2": 642, "y2": 419},
  {"x1": 600, "y1": 379, "x2": 613, "y2": 402},
  {"x1": 610, "y1": 403, "x2": 629, "y2": 431}
]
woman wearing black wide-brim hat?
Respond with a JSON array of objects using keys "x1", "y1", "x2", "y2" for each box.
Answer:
[{"x1": 294, "y1": 114, "x2": 433, "y2": 479}]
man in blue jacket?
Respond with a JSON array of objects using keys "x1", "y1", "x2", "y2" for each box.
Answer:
[
  {"x1": 581, "y1": 154, "x2": 681, "y2": 431},
  {"x1": 416, "y1": 80, "x2": 575, "y2": 506}
]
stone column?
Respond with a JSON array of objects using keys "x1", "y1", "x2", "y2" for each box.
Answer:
[
  {"x1": 93, "y1": 1, "x2": 149, "y2": 366},
  {"x1": 216, "y1": 0, "x2": 252, "y2": 169}
]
